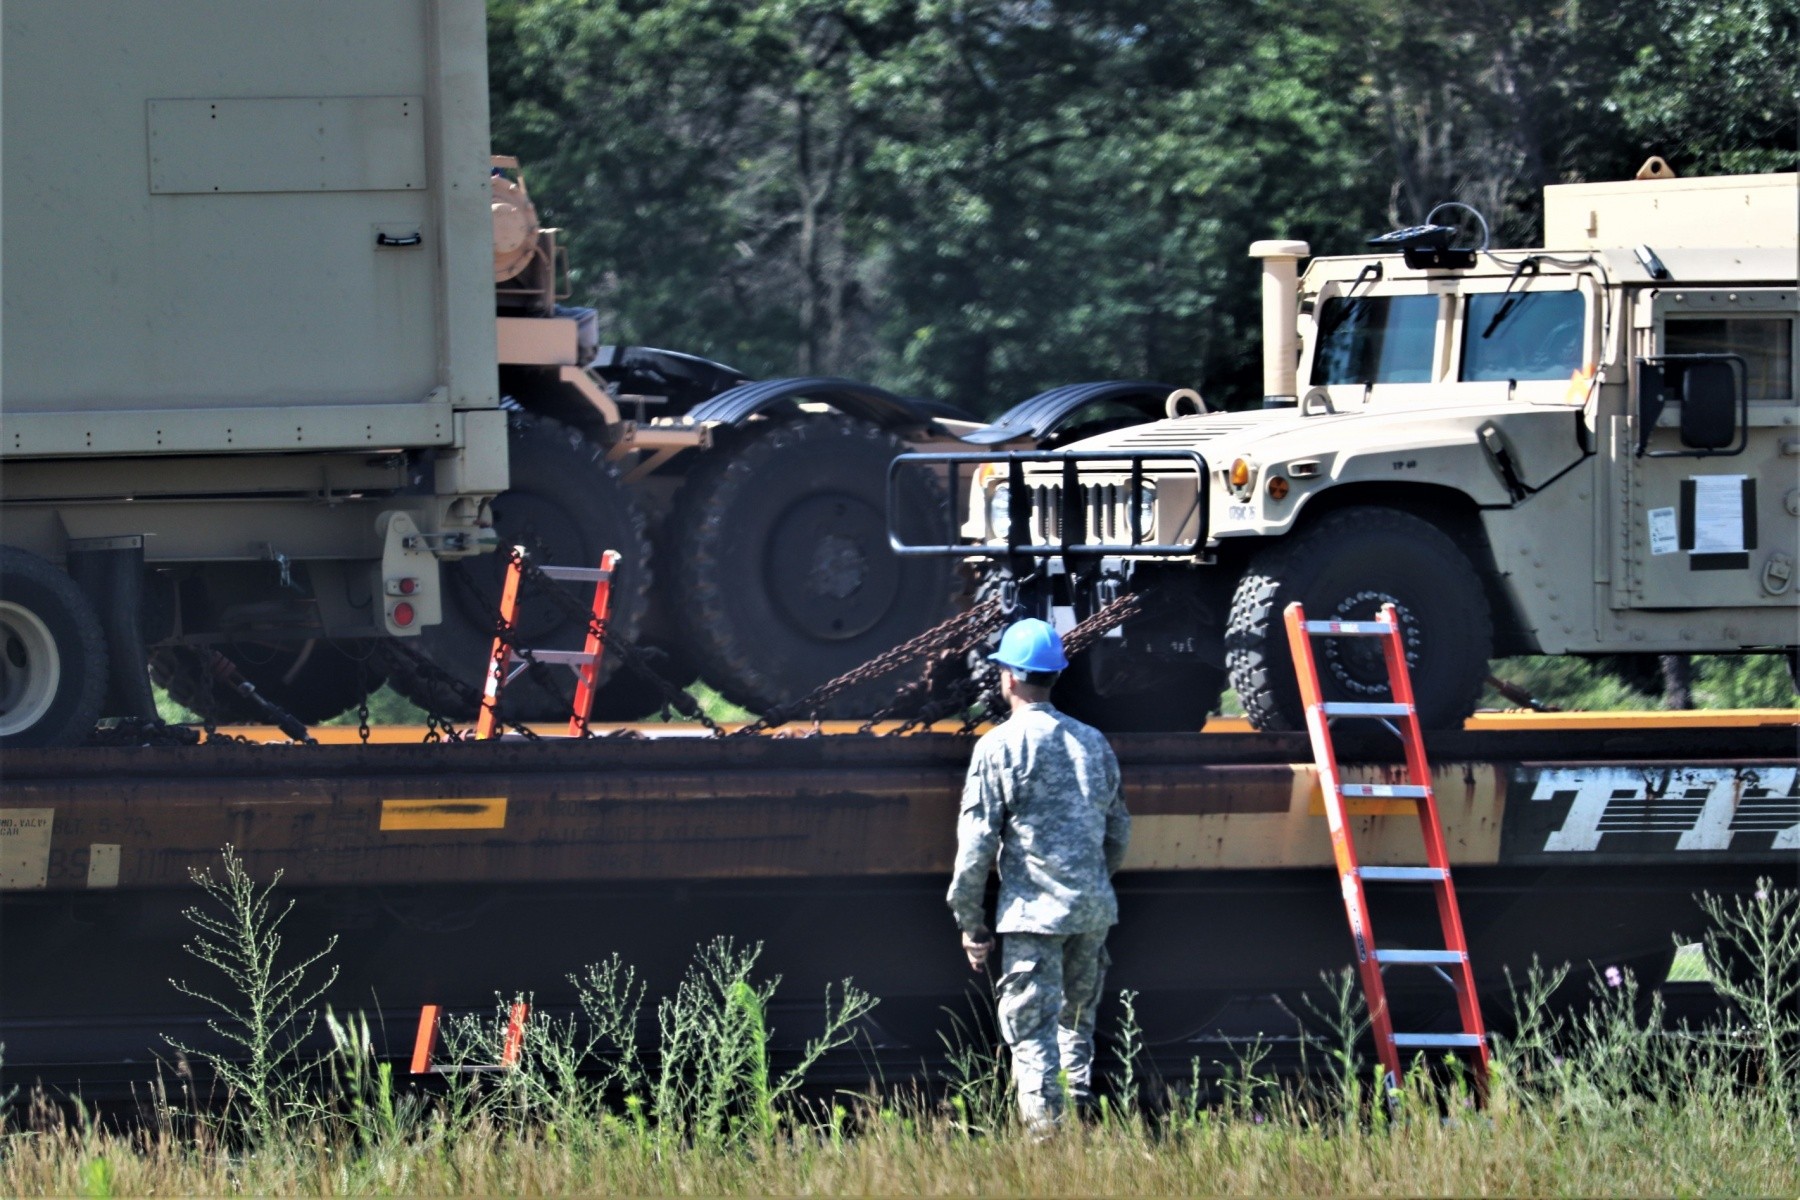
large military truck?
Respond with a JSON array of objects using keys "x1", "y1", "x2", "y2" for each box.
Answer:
[
  {"x1": 0, "y1": 0, "x2": 1001, "y2": 745},
  {"x1": 0, "y1": 0, "x2": 510, "y2": 746},
  {"x1": 894, "y1": 165, "x2": 1800, "y2": 731},
  {"x1": 144, "y1": 153, "x2": 983, "y2": 728}
]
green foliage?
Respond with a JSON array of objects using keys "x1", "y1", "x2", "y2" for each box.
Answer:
[
  {"x1": 319, "y1": 684, "x2": 428, "y2": 727},
  {"x1": 1609, "y1": 0, "x2": 1800, "y2": 176},
  {"x1": 164, "y1": 846, "x2": 340, "y2": 1145},
  {"x1": 153, "y1": 685, "x2": 199, "y2": 726},
  {"x1": 1695, "y1": 877, "x2": 1800, "y2": 1090},
  {"x1": 1485, "y1": 654, "x2": 1799, "y2": 712},
  {"x1": 487, "y1": 0, "x2": 1795, "y2": 414}
]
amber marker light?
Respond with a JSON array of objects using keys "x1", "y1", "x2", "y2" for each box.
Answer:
[
  {"x1": 1267, "y1": 475, "x2": 1290, "y2": 500},
  {"x1": 1229, "y1": 458, "x2": 1252, "y2": 490}
]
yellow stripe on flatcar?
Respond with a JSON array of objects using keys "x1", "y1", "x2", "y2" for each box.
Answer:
[
  {"x1": 379, "y1": 797, "x2": 508, "y2": 831},
  {"x1": 216, "y1": 707, "x2": 1799, "y2": 744}
]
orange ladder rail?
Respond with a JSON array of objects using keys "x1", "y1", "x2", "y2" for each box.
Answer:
[
  {"x1": 410, "y1": 1001, "x2": 530, "y2": 1075},
  {"x1": 476, "y1": 547, "x2": 621, "y2": 739},
  {"x1": 1283, "y1": 601, "x2": 1491, "y2": 1095}
]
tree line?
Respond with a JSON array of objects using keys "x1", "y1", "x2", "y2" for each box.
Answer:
[{"x1": 489, "y1": 0, "x2": 1796, "y2": 415}]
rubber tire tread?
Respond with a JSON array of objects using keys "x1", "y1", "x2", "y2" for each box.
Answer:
[
  {"x1": 0, "y1": 545, "x2": 109, "y2": 747},
  {"x1": 385, "y1": 413, "x2": 652, "y2": 722},
  {"x1": 670, "y1": 416, "x2": 958, "y2": 716},
  {"x1": 1225, "y1": 507, "x2": 1491, "y2": 731}
]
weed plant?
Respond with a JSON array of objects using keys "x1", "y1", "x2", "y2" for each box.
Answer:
[{"x1": 2, "y1": 859, "x2": 1796, "y2": 1196}]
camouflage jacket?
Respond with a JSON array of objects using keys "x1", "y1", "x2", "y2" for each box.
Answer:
[{"x1": 947, "y1": 702, "x2": 1129, "y2": 935}]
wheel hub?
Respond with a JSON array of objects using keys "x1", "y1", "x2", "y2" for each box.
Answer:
[
  {"x1": 765, "y1": 493, "x2": 898, "y2": 641},
  {"x1": 0, "y1": 601, "x2": 61, "y2": 736},
  {"x1": 808, "y1": 534, "x2": 868, "y2": 601},
  {"x1": 1320, "y1": 590, "x2": 1420, "y2": 696}
]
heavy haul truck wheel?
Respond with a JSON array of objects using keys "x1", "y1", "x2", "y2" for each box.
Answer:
[
  {"x1": 0, "y1": 546, "x2": 109, "y2": 748},
  {"x1": 671, "y1": 416, "x2": 958, "y2": 717},
  {"x1": 385, "y1": 414, "x2": 652, "y2": 722},
  {"x1": 149, "y1": 641, "x2": 387, "y2": 725},
  {"x1": 1225, "y1": 507, "x2": 1492, "y2": 731}
]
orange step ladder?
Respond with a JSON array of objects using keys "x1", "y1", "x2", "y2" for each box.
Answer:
[
  {"x1": 476, "y1": 546, "x2": 621, "y2": 739},
  {"x1": 409, "y1": 1001, "x2": 530, "y2": 1075},
  {"x1": 1284, "y1": 601, "x2": 1491, "y2": 1094}
]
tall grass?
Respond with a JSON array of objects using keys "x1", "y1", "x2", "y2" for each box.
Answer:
[{"x1": 2, "y1": 863, "x2": 1795, "y2": 1196}]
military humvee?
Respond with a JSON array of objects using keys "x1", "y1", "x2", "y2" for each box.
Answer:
[{"x1": 893, "y1": 164, "x2": 1799, "y2": 731}]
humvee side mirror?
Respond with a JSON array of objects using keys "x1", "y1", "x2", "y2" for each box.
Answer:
[
  {"x1": 1679, "y1": 360, "x2": 1738, "y2": 449},
  {"x1": 1634, "y1": 354, "x2": 1747, "y2": 458}
]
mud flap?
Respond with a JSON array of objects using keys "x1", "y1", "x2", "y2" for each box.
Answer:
[{"x1": 65, "y1": 536, "x2": 156, "y2": 720}]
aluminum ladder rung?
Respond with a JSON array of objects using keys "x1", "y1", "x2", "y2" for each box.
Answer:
[
  {"x1": 1358, "y1": 866, "x2": 1447, "y2": 882},
  {"x1": 1374, "y1": 948, "x2": 1466, "y2": 965},
  {"x1": 1338, "y1": 783, "x2": 1429, "y2": 799},
  {"x1": 507, "y1": 648, "x2": 592, "y2": 666},
  {"x1": 1320, "y1": 701, "x2": 1413, "y2": 717},
  {"x1": 1391, "y1": 1032, "x2": 1485, "y2": 1050},
  {"x1": 537, "y1": 565, "x2": 613, "y2": 583},
  {"x1": 1301, "y1": 619, "x2": 1396, "y2": 636}
]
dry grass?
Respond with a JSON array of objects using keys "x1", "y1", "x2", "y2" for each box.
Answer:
[{"x1": 3, "y1": 1084, "x2": 1796, "y2": 1198}]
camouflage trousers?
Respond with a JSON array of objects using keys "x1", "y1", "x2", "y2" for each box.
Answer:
[{"x1": 995, "y1": 929, "x2": 1111, "y2": 1130}]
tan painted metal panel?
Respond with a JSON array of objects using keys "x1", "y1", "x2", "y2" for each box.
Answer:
[
  {"x1": 2, "y1": 399, "x2": 453, "y2": 457},
  {"x1": 0, "y1": 0, "x2": 497, "y2": 443},
  {"x1": 1545, "y1": 172, "x2": 1798, "y2": 250},
  {"x1": 497, "y1": 316, "x2": 578, "y2": 365},
  {"x1": 148, "y1": 97, "x2": 427, "y2": 195}
]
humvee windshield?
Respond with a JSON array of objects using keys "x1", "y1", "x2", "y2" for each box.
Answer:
[
  {"x1": 1461, "y1": 291, "x2": 1584, "y2": 382},
  {"x1": 1310, "y1": 294, "x2": 1437, "y2": 385}
]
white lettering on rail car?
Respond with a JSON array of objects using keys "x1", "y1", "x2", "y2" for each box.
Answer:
[{"x1": 1532, "y1": 767, "x2": 1799, "y2": 852}]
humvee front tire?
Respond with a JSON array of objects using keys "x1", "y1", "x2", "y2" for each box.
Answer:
[{"x1": 1226, "y1": 507, "x2": 1491, "y2": 731}]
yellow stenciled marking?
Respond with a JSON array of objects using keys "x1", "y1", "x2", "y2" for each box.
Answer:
[
  {"x1": 379, "y1": 798, "x2": 508, "y2": 831},
  {"x1": 1305, "y1": 778, "x2": 1416, "y2": 818}
]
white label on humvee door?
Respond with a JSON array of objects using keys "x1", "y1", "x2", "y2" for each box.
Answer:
[
  {"x1": 1691, "y1": 474, "x2": 1747, "y2": 553},
  {"x1": 1647, "y1": 507, "x2": 1678, "y2": 555}
]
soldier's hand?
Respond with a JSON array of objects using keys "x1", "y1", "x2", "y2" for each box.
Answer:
[{"x1": 962, "y1": 928, "x2": 994, "y2": 971}]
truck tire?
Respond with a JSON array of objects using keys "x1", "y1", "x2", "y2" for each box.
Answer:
[
  {"x1": 670, "y1": 416, "x2": 958, "y2": 717},
  {"x1": 579, "y1": 640, "x2": 700, "y2": 721},
  {"x1": 0, "y1": 546, "x2": 109, "y2": 748},
  {"x1": 150, "y1": 641, "x2": 386, "y2": 725},
  {"x1": 1226, "y1": 508, "x2": 1492, "y2": 731},
  {"x1": 388, "y1": 414, "x2": 652, "y2": 722},
  {"x1": 1053, "y1": 663, "x2": 1225, "y2": 733}
]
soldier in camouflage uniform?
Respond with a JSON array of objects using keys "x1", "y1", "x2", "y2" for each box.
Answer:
[{"x1": 948, "y1": 618, "x2": 1129, "y2": 1131}]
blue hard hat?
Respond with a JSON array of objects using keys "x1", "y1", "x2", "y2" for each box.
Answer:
[{"x1": 990, "y1": 618, "x2": 1069, "y2": 674}]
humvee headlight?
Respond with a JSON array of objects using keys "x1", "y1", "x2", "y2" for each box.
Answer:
[
  {"x1": 1266, "y1": 475, "x2": 1290, "y2": 501},
  {"x1": 986, "y1": 482, "x2": 1013, "y2": 539},
  {"x1": 1134, "y1": 483, "x2": 1157, "y2": 538}
]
